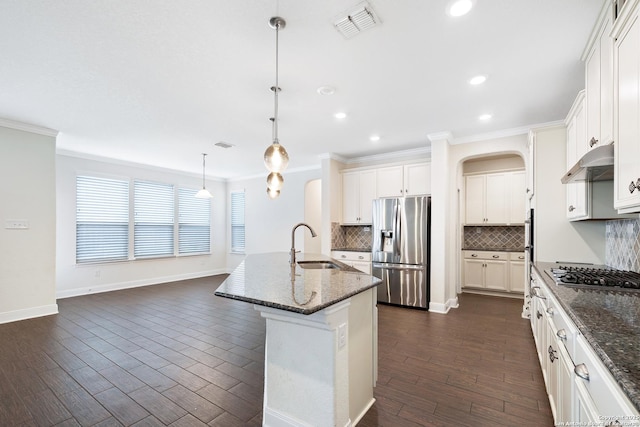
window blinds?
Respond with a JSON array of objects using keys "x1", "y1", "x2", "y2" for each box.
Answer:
[
  {"x1": 178, "y1": 187, "x2": 211, "y2": 254},
  {"x1": 134, "y1": 180, "x2": 174, "y2": 258},
  {"x1": 231, "y1": 191, "x2": 245, "y2": 253}
]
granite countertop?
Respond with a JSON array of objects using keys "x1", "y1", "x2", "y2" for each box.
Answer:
[
  {"x1": 331, "y1": 247, "x2": 372, "y2": 252},
  {"x1": 462, "y1": 247, "x2": 525, "y2": 252},
  {"x1": 534, "y1": 262, "x2": 640, "y2": 412},
  {"x1": 214, "y1": 252, "x2": 382, "y2": 315}
]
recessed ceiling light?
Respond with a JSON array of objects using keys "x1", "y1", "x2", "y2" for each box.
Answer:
[
  {"x1": 317, "y1": 86, "x2": 336, "y2": 96},
  {"x1": 370, "y1": 135, "x2": 380, "y2": 142},
  {"x1": 334, "y1": 112, "x2": 347, "y2": 119},
  {"x1": 469, "y1": 75, "x2": 487, "y2": 85},
  {"x1": 478, "y1": 113, "x2": 492, "y2": 121},
  {"x1": 447, "y1": 0, "x2": 474, "y2": 17}
]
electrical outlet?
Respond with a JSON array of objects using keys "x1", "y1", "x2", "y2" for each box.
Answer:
[
  {"x1": 476, "y1": 227, "x2": 482, "y2": 234},
  {"x1": 5, "y1": 219, "x2": 29, "y2": 229},
  {"x1": 338, "y1": 323, "x2": 347, "y2": 348}
]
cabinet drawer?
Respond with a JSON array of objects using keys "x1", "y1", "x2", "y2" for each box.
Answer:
[
  {"x1": 509, "y1": 252, "x2": 525, "y2": 261},
  {"x1": 332, "y1": 251, "x2": 372, "y2": 262},
  {"x1": 463, "y1": 251, "x2": 508, "y2": 260}
]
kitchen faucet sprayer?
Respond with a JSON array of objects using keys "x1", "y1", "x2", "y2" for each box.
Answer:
[{"x1": 290, "y1": 223, "x2": 317, "y2": 265}]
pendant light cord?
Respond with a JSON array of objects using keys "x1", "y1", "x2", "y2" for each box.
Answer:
[{"x1": 273, "y1": 22, "x2": 280, "y2": 144}]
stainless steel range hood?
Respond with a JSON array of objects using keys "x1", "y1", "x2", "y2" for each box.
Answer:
[{"x1": 561, "y1": 144, "x2": 614, "y2": 184}]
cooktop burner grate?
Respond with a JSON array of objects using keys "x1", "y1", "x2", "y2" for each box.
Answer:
[{"x1": 546, "y1": 266, "x2": 640, "y2": 290}]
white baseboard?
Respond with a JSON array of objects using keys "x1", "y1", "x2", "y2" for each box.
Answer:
[
  {"x1": 263, "y1": 407, "x2": 352, "y2": 427},
  {"x1": 429, "y1": 296, "x2": 459, "y2": 314},
  {"x1": 0, "y1": 303, "x2": 59, "y2": 325},
  {"x1": 56, "y1": 269, "x2": 227, "y2": 299}
]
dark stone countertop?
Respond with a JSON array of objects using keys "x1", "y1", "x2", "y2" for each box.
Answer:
[
  {"x1": 331, "y1": 247, "x2": 372, "y2": 252},
  {"x1": 534, "y1": 262, "x2": 640, "y2": 412},
  {"x1": 462, "y1": 247, "x2": 525, "y2": 252},
  {"x1": 214, "y1": 252, "x2": 381, "y2": 315}
]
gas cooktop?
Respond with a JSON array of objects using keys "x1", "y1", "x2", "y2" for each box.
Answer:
[{"x1": 545, "y1": 265, "x2": 640, "y2": 290}]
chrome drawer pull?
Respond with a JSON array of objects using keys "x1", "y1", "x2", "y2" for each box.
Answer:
[
  {"x1": 568, "y1": 205, "x2": 575, "y2": 212},
  {"x1": 492, "y1": 255, "x2": 499, "y2": 258},
  {"x1": 556, "y1": 329, "x2": 567, "y2": 341},
  {"x1": 575, "y1": 363, "x2": 590, "y2": 381},
  {"x1": 546, "y1": 307, "x2": 554, "y2": 315},
  {"x1": 531, "y1": 286, "x2": 546, "y2": 300},
  {"x1": 536, "y1": 310, "x2": 542, "y2": 319}
]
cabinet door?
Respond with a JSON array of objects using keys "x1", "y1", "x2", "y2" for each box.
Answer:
[
  {"x1": 463, "y1": 259, "x2": 484, "y2": 288},
  {"x1": 509, "y1": 259, "x2": 525, "y2": 293},
  {"x1": 465, "y1": 175, "x2": 486, "y2": 224},
  {"x1": 509, "y1": 171, "x2": 526, "y2": 224},
  {"x1": 600, "y1": 15, "x2": 614, "y2": 146},
  {"x1": 566, "y1": 96, "x2": 589, "y2": 220},
  {"x1": 342, "y1": 172, "x2": 360, "y2": 224},
  {"x1": 557, "y1": 343, "x2": 575, "y2": 424},
  {"x1": 485, "y1": 174, "x2": 508, "y2": 224},
  {"x1": 586, "y1": 35, "x2": 602, "y2": 152},
  {"x1": 351, "y1": 261, "x2": 372, "y2": 274},
  {"x1": 376, "y1": 166, "x2": 403, "y2": 198},
  {"x1": 404, "y1": 163, "x2": 431, "y2": 196},
  {"x1": 484, "y1": 260, "x2": 508, "y2": 291},
  {"x1": 359, "y1": 170, "x2": 377, "y2": 224},
  {"x1": 615, "y1": 11, "x2": 640, "y2": 212}
]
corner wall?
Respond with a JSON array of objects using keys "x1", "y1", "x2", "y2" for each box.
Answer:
[{"x1": 0, "y1": 125, "x2": 58, "y2": 323}]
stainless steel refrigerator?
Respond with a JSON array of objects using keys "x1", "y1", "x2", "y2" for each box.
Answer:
[{"x1": 372, "y1": 196, "x2": 430, "y2": 309}]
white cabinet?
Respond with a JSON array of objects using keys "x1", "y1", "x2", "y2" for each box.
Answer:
[
  {"x1": 614, "y1": 2, "x2": 640, "y2": 213},
  {"x1": 377, "y1": 163, "x2": 431, "y2": 198},
  {"x1": 462, "y1": 251, "x2": 508, "y2": 291},
  {"x1": 332, "y1": 251, "x2": 372, "y2": 275},
  {"x1": 464, "y1": 171, "x2": 525, "y2": 225},
  {"x1": 585, "y1": 6, "x2": 614, "y2": 151},
  {"x1": 565, "y1": 91, "x2": 589, "y2": 220},
  {"x1": 508, "y1": 252, "x2": 525, "y2": 293},
  {"x1": 342, "y1": 170, "x2": 376, "y2": 224}
]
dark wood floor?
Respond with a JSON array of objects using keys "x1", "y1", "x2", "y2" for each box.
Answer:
[{"x1": 0, "y1": 276, "x2": 553, "y2": 426}]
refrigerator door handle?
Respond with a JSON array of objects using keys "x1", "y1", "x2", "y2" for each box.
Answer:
[
  {"x1": 393, "y1": 201, "x2": 401, "y2": 256},
  {"x1": 373, "y1": 263, "x2": 424, "y2": 271}
]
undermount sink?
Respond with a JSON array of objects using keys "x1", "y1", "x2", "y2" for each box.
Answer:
[{"x1": 297, "y1": 260, "x2": 340, "y2": 270}]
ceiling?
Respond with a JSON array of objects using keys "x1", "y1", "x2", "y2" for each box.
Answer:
[{"x1": 0, "y1": 0, "x2": 605, "y2": 179}]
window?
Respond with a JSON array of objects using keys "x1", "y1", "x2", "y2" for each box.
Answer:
[
  {"x1": 231, "y1": 191, "x2": 245, "y2": 253},
  {"x1": 76, "y1": 176, "x2": 129, "y2": 263},
  {"x1": 134, "y1": 180, "x2": 175, "y2": 258},
  {"x1": 178, "y1": 187, "x2": 211, "y2": 254}
]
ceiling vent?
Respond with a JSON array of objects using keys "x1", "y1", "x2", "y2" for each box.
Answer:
[
  {"x1": 215, "y1": 141, "x2": 234, "y2": 149},
  {"x1": 333, "y1": 2, "x2": 380, "y2": 39}
]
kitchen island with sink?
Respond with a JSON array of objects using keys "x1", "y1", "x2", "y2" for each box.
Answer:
[{"x1": 215, "y1": 252, "x2": 382, "y2": 427}]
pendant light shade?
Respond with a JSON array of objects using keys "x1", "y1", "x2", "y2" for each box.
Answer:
[
  {"x1": 264, "y1": 16, "x2": 288, "y2": 198},
  {"x1": 266, "y1": 171, "x2": 284, "y2": 191},
  {"x1": 195, "y1": 153, "x2": 213, "y2": 199}
]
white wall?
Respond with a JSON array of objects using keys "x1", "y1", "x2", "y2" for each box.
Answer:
[
  {"x1": 531, "y1": 126, "x2": 605, "y2": 263},
  {"x1": 0, "y1": 125, "x2": 58, "y2": 323},
  {"x1": 56, "y1": 153, "x2": 227, "y2": 298},
  {"x1": 227, "y1": 167, "x2": 322, "y2": 270}
]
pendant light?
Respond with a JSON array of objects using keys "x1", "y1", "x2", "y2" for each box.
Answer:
[
  {"x1": 195, "y1": 153, "x2": 213, "y2": 199},
  {"x1": 264, "y1": 16, "x2": 289, "y2": 198}
]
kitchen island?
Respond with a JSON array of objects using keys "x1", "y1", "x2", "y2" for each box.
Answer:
[{"x1": 215, "y1": 252, "x2": 382, "y2": 427}]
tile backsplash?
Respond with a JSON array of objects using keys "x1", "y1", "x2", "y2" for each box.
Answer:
[
  {"x1": 463, "y1": 226, "x2": 524, "y2": 251},
  {"x1": 331, "y1": 222, "x2": 372, "y2": 250},
  {"x1": 606, "y1": 219, "x2": 640, "y2": 272}
]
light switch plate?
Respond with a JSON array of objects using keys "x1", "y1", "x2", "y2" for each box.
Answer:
[{"x1": 5, "y1": 219, "x2": 29, "y2": 229}]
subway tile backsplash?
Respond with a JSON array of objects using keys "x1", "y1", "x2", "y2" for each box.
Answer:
[
  {"x1": 463, "y1": 226, "x2": 525, "y2": 251},
  {"x1": 606, "y1": 219, "x2": 640, "y2": 272}
]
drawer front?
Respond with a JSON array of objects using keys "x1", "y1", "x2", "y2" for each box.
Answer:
[
  {"x1": 509, "y1": 252, "x2": 525, "y2": 261},
  {"x1": 545, "y1": 291, "x2": 578, "y2": 361},
  {"x1": 463, "y1": 250, "x2": 508, "y2": 260},
  {"x1": 332, "y1": 251, "x2": 372, "y2": 262}
]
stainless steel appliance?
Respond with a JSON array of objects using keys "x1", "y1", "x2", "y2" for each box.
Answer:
[
  {"x1": 545, "y1": 265, "x2": 640, "y2": 290},
  {"x1": 372, "y1": 196, "x2": 430, "y2": 309}
]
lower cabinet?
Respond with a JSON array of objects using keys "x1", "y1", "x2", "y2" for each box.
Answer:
[
  {"x1": 332, "y1": 251, "x2": 372, "y2": 275},
  {"x1": 530, "y1": 269, "x2": 640, "y2": 424},
  {"x1": 462, "y1": 251, "x2": 524, "y2": 294}
]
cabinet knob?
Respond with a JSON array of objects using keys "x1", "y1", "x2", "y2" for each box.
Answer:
[
  {"x1": 358, "y1": 256, "x2": 364, "y2": 259},
  {"x1": 589, "y1": 136, "x2": 598, "y2": 147},
  {"x1": 568, "y1": 205, "x2": 575, "y2": 212},
  {"x1": 518, "y1": 256, "x2": 524, "y2": 260},
  {"x1": 629, "y1": 179, "x2": 640, "y2": 194},
  {"x1": 471, "y1": 254, "x2": 478, "y2": 257},
  {"x1": 557, "y1": 329, "x2": 567, "y2": 341},
  {"x1": 546, "y1": 307, "x2": 554, "y2": 315},
  {"x1": 492, "y1": 255, "x2": 499, "y2": 259}
]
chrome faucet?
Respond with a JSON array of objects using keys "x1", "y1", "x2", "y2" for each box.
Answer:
[{"x1": 290, "y1": 222, "x2": 317, "y2": 265}]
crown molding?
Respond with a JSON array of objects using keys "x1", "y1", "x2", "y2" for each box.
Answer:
[
  {"x1": 0, "y1": 118, "x2": 58, "y2": 137},
  {"x1": 450, "y1": 120, "x2": 564, "y2": 145},
  {"x1": 341, "y1": 146, "x2": 431, "y2": 165}
]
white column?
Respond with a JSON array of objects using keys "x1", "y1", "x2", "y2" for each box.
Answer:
[{"x1": 256, "y1": 300, "x2": 352, "y2": 427}]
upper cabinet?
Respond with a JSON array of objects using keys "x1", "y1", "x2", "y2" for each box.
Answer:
[
  {"x1": 342, "y1": 169, "x2": 377, "y2": 225},
  {"x1": 464, "y1": 171, "x2": 525, "y2": 225},
  {"x1": 613, "y1": 0, "x2": 640, "y2": 213},
  {"x1": 565, "y1": 91, "x2": 590, "y2": 220},
  {"x1": 584, "y1": 6, "x2": 614, "y2": 151},
  {"x1": 377, "y1": 163, "x2": 431, "y2": 198}
]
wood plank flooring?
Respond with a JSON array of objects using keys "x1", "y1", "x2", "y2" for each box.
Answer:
[{"x1": 0, "y1": 276, "x2": 553, "y2": 426}]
